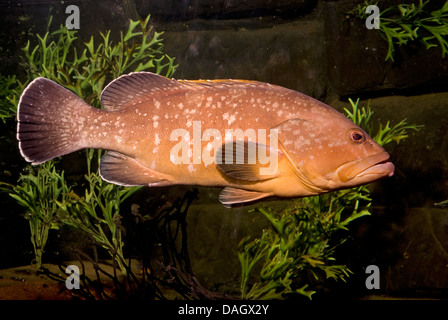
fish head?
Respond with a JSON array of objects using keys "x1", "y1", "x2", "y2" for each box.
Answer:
[{"x1": 274, "y1": 110, "x2": 395, "y2": 194}]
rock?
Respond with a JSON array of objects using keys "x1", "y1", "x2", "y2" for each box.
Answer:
[
  {"x1": 161, "y1": 18, "x2": 328, "y2": 99},
  {"x1": 324, "y1": 0, "x2": 448, "y2": 98},
  {"x1": 331, "y1": 92, "x2": 448, "y2": 207},
  {"x1": 384, "y1": 207, "x2": 448, "y2": 294},
  {"x1": 135, "y1": 0, "x2": 316, "y2": 20}
]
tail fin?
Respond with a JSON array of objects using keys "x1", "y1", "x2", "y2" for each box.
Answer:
[{"x1": 17, "y1": 78, "x2": 92, "y2": 165}]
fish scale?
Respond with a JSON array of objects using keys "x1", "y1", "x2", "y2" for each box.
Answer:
[{"x1": 17, "y1": 71, "x2": 394, "y2": 206}]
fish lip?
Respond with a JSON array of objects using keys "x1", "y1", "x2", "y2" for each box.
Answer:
[
  {"x1": 358, "y1": 160, "x2": 395, "y2": 178},
  {"x1": 338, "y1": 151, "x2": 395, "y2": 182}
]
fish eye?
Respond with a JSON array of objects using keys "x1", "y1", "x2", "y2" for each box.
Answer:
[{"x1": 349, "y1": 129, "x2": 365, "y2": 143}]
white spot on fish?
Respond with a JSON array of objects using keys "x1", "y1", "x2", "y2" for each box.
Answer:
[
  {"x1": 187, "y1": 163, "x2": 196, "y2": 172},
  {"x1": 155, "y1": 134, "x2": 160, "y2": 145},
  {"x1": 223, "y1": 112, "x2": 236, "y2": 125}
]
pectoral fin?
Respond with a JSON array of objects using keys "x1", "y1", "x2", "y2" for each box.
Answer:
[
  {"x1": 219, "y1": 187, "x2": 272, "y2": 207},
  {"x1": 216, "y1": 141, "x2": 282, "y2": 182},
  {"x1": 99, "y1": 151, "x2": 174, "y2": 187}
]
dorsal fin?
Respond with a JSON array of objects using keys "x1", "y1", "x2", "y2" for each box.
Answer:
[
  {"x1": 100, "y1": 72, "x2": 275, "y2": 112},
  {"x1": 100, "y1": 72, "x2": 188, "y2": 111}
]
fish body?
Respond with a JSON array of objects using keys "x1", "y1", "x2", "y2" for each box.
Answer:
[{"x1": 17, "y1": 72, "x2": 394, "y2": 206}]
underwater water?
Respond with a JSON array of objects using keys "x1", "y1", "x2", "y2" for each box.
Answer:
[{"x1": 0, "y1": 0, "x2": 448, "y2": 303}]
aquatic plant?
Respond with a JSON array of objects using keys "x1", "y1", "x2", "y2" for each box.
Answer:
[
  {"x1": 0, "y1": 75, "x2": 24, "y2": 123},
  {"x1": 57, "y1": 149, "x2": 140, "y2": 274},
  {"x1": 239, "y1": 188, "x2": 371, "y2": 299},
  {"x1": 39, "y1": 189, "x2": 219, "y2": 300},
  {"x1": 22, "y1": 14, "x2": 176, "y2": 108},
  {"x1": 350, "y1": 0, "x2": 448, "y2": 61},
  {"x1": 0, "y1": 15, "x2": 177, "y2": 272},
  {"x1": 345, "y1": 98, "x2": 423, "y2": 145},
  {"x1": 0, "y1": 161, "x2": 70, "y2": 269},
  {"x1": 238, "y1": 98, "x2": 422, "y2": 300}
]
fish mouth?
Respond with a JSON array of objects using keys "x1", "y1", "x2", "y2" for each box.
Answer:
[{"x1": 338, "y1": 151, "x2": 395, "y2": 184}]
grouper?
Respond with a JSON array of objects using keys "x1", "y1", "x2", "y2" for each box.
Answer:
[{"x1": 17, "y1": 72, "x2": 394, "y2": 206}]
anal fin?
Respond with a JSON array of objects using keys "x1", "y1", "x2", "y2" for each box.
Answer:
[
  {"x1": 219, "y1": 187, "x2": 272, "y2": 207},
  {"x1": 99, "y1": 151, "x2": 174, "y2": 187}
]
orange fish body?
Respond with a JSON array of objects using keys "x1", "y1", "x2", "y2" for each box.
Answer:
[{"x1": 17, "y1": 72, "x2": 394, "y2": 206}]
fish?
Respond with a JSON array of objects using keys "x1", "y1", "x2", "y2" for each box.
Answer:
[{"x1": 16, "y1": 71, "x2": 395, "y2": 207}]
